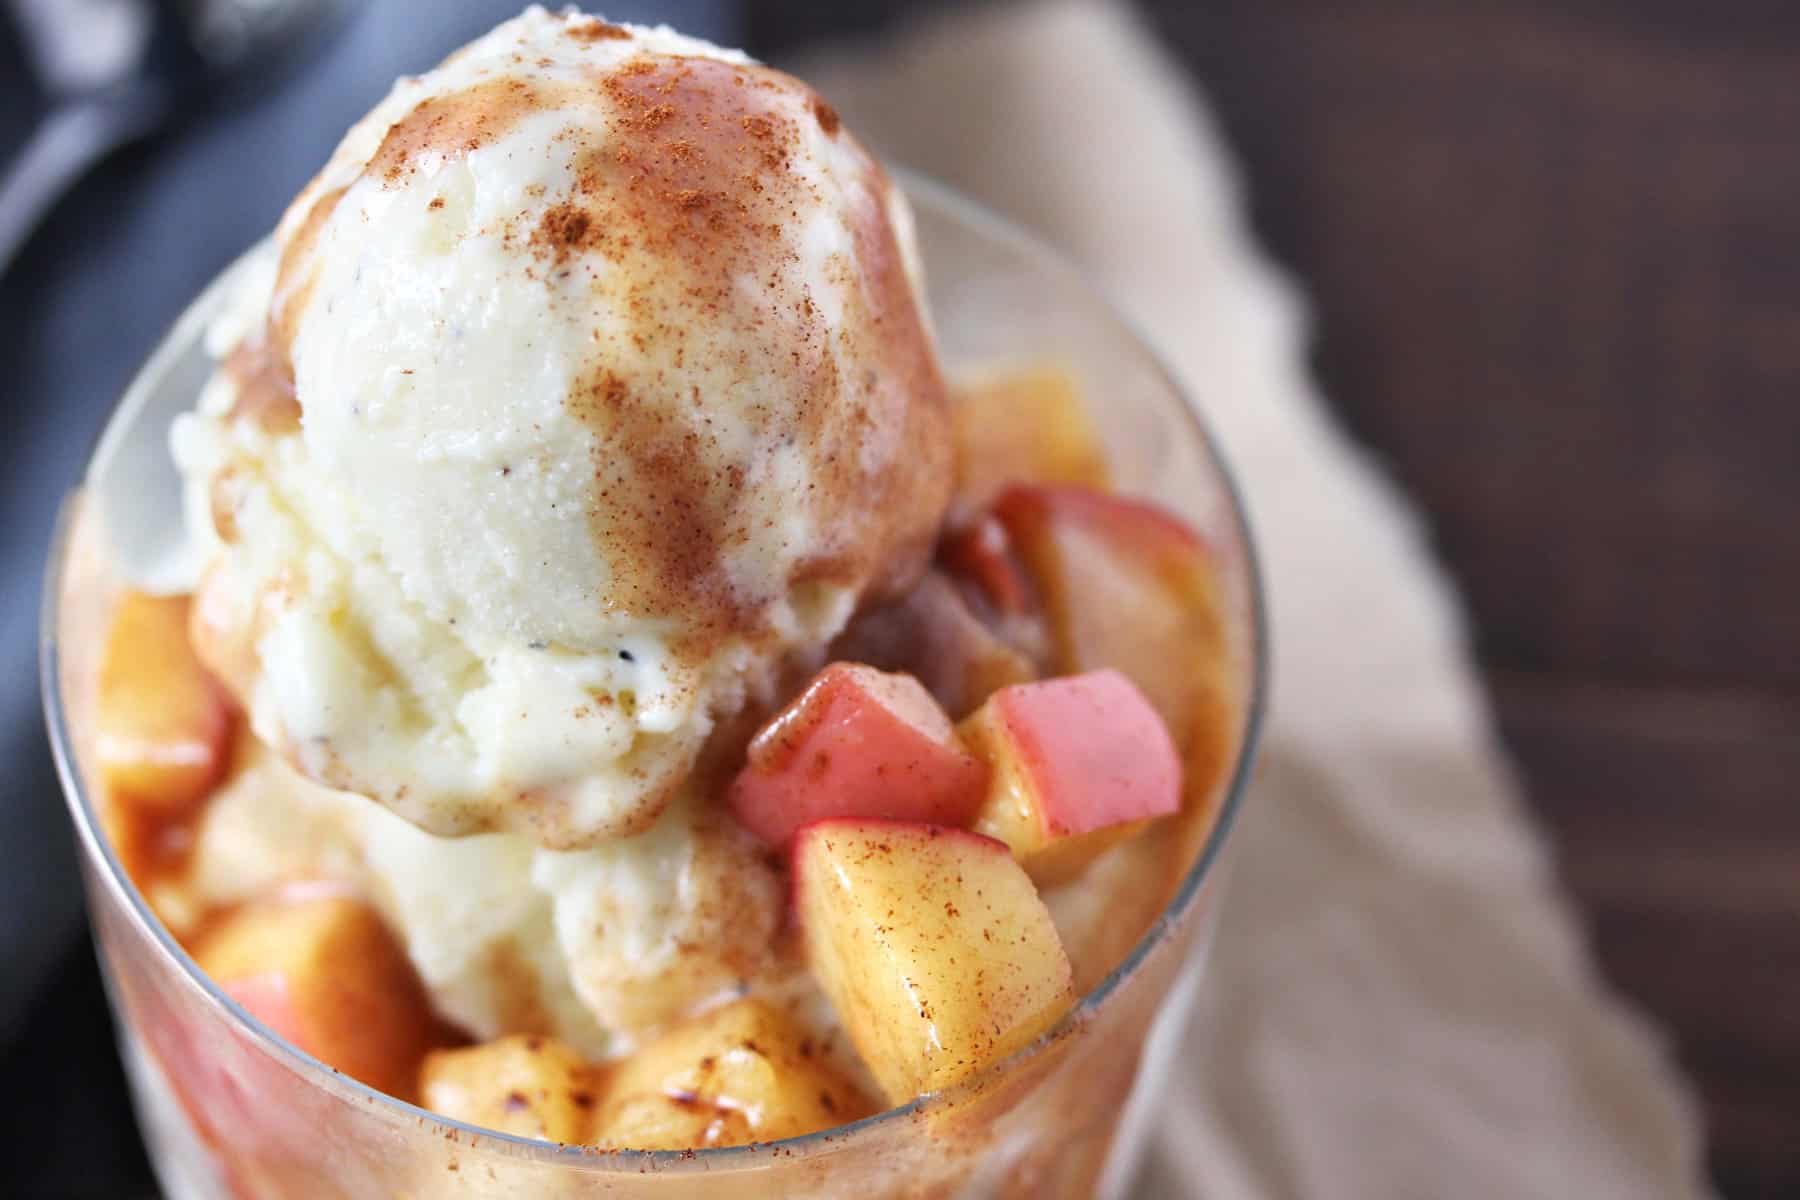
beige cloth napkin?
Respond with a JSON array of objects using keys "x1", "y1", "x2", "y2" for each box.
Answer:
[{"x1": 800, "y1": 3, "x2": 1713, "y2": 1196}]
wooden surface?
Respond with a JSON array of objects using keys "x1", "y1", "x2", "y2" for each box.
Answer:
[{"x1": 1133, "y1": 2, "x2": 1799, "y2": 1194}]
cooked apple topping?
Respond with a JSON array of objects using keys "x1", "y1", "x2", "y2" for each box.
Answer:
[{"x1": 91, "y1": 358, "x2": 1238, "y2": 1150}]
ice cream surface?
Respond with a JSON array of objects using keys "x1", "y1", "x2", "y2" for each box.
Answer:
[
  {"x1": 174, "y1": 8, "x2": 952, "y2": 849},
  {"x1": 159, "y1": 729, "x2": 782, "y2": 1056}
]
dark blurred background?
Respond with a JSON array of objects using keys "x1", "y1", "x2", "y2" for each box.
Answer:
[{"x1": 2, "y1": 1, "x2": 1794, "y2": 1196}]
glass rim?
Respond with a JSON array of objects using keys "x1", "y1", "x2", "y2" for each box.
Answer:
[{"x1": 40, "y1": 168, "x2": 1269, "y2": 1171}]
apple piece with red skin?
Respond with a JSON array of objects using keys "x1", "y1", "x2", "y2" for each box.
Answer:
[
  {"x1": 960, "y1": 670, "x2": 1182, "y2": 887},
  {"x1": 96, "y1": 591, "x2": 232, "y2": 816},
  {"x1": 992, "y1": 484, "x2": 1238, "y2": 815},
  {"x1": 940, "y1": 516, "x2": 1037, "y2": 620},
  {"x1": 194, "y1": 892, "x2": 442, "y2": 1102},
  {"x1": 792, "y1": 818, "x2": 1076, "y2": 1106},
  {"x1": 728, "y1": 663, "x2": 989, "y2": 848}
]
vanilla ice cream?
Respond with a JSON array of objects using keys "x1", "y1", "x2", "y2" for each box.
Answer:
[
  {"x1": 175, "y1": 9, "x2": 952, "y2": 849},
  {"x1": 157, "y1": 726, "x2": 783, "y2": 1055}
]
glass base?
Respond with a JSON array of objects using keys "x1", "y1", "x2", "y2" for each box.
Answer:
[{"x1": 120, "y1": 1030, "x2": 229, "y2": 1200}]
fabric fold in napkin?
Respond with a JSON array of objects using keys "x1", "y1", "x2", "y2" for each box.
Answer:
[{"x1": 799, "y1": 3, "x2": 1711, "y2": 1196}]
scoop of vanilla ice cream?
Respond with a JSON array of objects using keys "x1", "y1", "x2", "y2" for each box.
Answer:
[
  {"x1": 175, "y1": 8, "x2": 952, "y2": 848},
  {"x1": 165, "y1": 729, "x2": 782, "y2": 1057},
  {"x1": 357, "y1": 809, "x2": 617, "y2": 1056},
  {"x1": 532, "y1": 795, "x2": 783, "y2": 1034}
]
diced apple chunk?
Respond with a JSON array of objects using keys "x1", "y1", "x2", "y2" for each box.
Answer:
[
  {"x1": 194, "y1": 893, "x2": 440, "y2": 1101},
  {"x1": 420, "y1": 1035, "x2": 597, "y2": 1143},
  {"x1": 993, "y1": 485, "x2": 1237, "y2": 807},
  {"x1": 97, "y1": 591, "x2": 231, "y2": 815},
  {"x1": 728, "y1": 664, "x2": 989, "y2": 848},
  {"x1": 591, "y1": 998, "x2": 869, "y2": 1149},
  {"x1": 961, "y1": 671, "x2": 1182, "y2": 886},
  {"x1": 591, "y1": 1094, "x2": 731, "y2": 1151},
  {"x1": 952, "y1": 364, "x2": 1110, "y2": 512},
  {"x1": 940, "y1": 516, "x2": 1038, "y2": 620},
  {"x1": 831, "y1": 571, "x2": 1038, "y2": 719},
  {"x1": 793, "y1": 820, "x2": 1075, "y2": 1105}
]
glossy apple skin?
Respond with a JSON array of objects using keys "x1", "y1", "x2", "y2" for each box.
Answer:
[
  {"x1": 961, "y1": 670, "x2": 1181, "y2": 886},
  {"x1": 792, "y1": 818, "x2": 1075, "y2": 1106},
  {"x1": 939, "y1": 516, "x2": 1037, "y2": 620},
  {"x1": 194, "y1": 893, "x2": 442, "y2": 1103},
  {"x1": 591, "y1": 998, "x2": 871, "y2": 1150},
  {"x1": 951, "y1": 363, "x2": 1110, "y2": 514},
  {"x1": 419, "y1": 1035, "x2": 597, "y2": 1144},
  {"x1": 728, "y1": 663, "x2": 989, "y2": 848},
  {"x1": 96, "y1": 591, "x2": 232, "y2": 815},
  {"x1": 993, "y1": 484, "x2": 1237, "y2": 816}
]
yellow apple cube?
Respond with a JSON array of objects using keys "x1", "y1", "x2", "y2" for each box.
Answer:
[
  {"x1": 792, "y1": 820, "x2": 1075, "y2": 1105},
  {"x1": 97, "y1": 591, "x2": 231, "y2": 814},
  {"x1": 591, "y1": 999, "x2": 869, "y2": 1149},
  {"x1": 952, "y1": 364, "x2": 1110, "y2": 511},
  {"x1": 194, "y1": 893, "x2": 440, "y2": 1102},
  {"x1": 420, "y1": 1035, "x2": 597, "y2": 1143}
]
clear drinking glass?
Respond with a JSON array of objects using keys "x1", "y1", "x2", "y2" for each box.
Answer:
[{"x1": 43, "y1": 176, "x2": 1266, "y2": 1200}]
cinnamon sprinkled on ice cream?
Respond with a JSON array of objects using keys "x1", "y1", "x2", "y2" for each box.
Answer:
[{"x1": 172, "y1": 9, "x2": 952, "y2": 849}]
